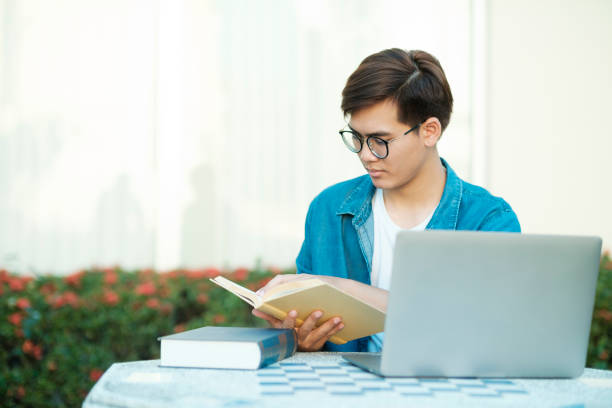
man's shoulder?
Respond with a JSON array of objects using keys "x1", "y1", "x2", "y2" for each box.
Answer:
[
  {"x1": 454, "y1": 177, "x2": 520, "y2": 231},
  {"x1": 460, "y1": 179, "x2": 514, "y2": 212}
]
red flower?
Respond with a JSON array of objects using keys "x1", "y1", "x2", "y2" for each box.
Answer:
[
  {"x1": 9, "y1": 277, "x2": 25, "y2": 292},
  {"x1": 185, "y1": 269, "x2": 206, "y2": 280},
  {"x1": 197, "y1": 293, "x2": 209, "y2": 304},
  {"x1": 104, "y1": 271, "x2": 118, "y2": 285},
  {"x1": 47, "y1": 360, "x2": 57, "y2": 371},
  {"x1": 0, "y1": 269, "x2": 8, "y2": 282},
  {"x1": 145, "y1": 298, "x2": 160, "y2": 309},
  {"x1": 62, "y1": 291, "x2": 79, "y2": 307},
  {"x1": 233, "y1": 267, "x2": 249, "y2": 281},
  {"x1": 51, "y1": 291, "x2": 80, "y2": 309},
  {"x1": 174, "y1": 324, "x2": 186, "y2": 333},
  {"x1": 21, "y1": 340, "x2": 43, "y2": 359},
  {"x1": 8, "y1": 312, "x2": 23, "y2": 326},
  {"x1": 102, "y1": 290, "x2": 119, "y2": 306},
  {"x1": 89, "y1": 369, "x2": 104, "y2": 382},
  {"x1": 64, "y1": 270, "x2": 86, "y2": 287},
  {"x1": 596, "y1": 309, "x2": 612, "y2": 322},
  {"x1": 16, "y1": 386, "x2": 25, "y2": 399},
  {"x1": 135, "y1": 282, "x2": 156, "y2": 296},
  {"x1": 50, "y1": 296, "x2": 64, "y2": 309},
  {"x1": 600, "y1": 350, "x2": 610, "y2": 360},
  {"x1": 204, "y1": 268, "x2": 221, "y2": 278},
  {"x1": 16, "y1": 297, "x2": 31, "y2": 310},
  {"x1": 39, "y1": 282, "x2": 56, "y2": 295},
  {"x1": 33, "y1": 345, "x2": 43, "y2": 360},
  {"x1": 22, "y1": 340, "x2": 34, "y2": 354},
  {"x1": 213, "y1": 314, "x2": 226, "y2": 324},
  {"x1": 164, "y1": 270, "x2": 182, "y2": 279}
]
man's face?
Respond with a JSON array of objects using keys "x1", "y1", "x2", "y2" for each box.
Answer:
[{"x1": 348, "y1": 99, "x2": 430, "y2": 191}]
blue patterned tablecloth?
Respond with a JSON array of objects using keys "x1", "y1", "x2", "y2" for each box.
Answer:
[{"x1": 83, "y1": 352, "x2": 612, "y2": 408}]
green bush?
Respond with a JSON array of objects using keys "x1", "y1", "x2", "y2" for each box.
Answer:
[
  {"x1": 588, "y1": 251, "x2": 612, "y2": 368},
  {"x1": 1, "y1": 254, "x2": 611, "y2": 407},
  {"x1": 0, "y1": 266, "x2": 285, "y2": 407}
]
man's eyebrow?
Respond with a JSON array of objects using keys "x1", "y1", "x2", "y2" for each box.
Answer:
[{"x1": 347, "y1": 124, "x2": 392, "y2": 138}]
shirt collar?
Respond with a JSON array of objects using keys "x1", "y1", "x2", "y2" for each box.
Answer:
[
  {"x1": 427, "y1": 157, "x2": 462, "y2": 230},
  {"x1": 335, "y1": 174, "x2": 375, "y2": 226},
  {"x1": 336, "y1": 157, "x2": 462, "y2": 230}
]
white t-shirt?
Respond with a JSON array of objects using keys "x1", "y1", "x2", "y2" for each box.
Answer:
[{"x1": 367, "y1": 188, "x2": 436, "y2": 352}]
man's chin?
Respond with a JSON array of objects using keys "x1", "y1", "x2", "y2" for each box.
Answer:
[{"x1": 369, "y1": 176, "x2": 389, "y2": 189}]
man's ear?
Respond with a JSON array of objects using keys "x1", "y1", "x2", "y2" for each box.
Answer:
[{"x1": 419, "y1": 117, "x2": 442, "y2": 147}]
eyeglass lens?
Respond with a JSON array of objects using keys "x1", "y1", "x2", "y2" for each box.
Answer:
[
  {"x1": 367, "y1": 137, "x2": 388, "y2": 158},
  {"x1": 341, "y1": 132, "x2": 361, "y2": 153},
  {"x1": 341, "y1": 131, "x2": 390, "y2": 158}
]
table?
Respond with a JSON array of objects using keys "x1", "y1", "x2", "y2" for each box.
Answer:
[{"x1": 83, "y1": 352, "x2": 612, "y2": 408}]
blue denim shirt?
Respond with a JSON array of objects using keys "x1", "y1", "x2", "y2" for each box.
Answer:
[{"x1": 295, "y1": 158, "x2": 520, "y2": 352}]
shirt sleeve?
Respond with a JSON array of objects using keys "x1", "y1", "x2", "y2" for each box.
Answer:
[
  {"x1": 478, "y1": 207, "x2": 521, "y2": 232},
  {"x1": 295, "y1": 199, "x2": 316, "y2": 275}
]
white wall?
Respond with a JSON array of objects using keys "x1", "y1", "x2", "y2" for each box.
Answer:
[
  {"x1": 0, "y1": 0, "x2": 474, "y2": 274},
  {"x1": 487, "y1": 0, "x2": 612, "y2": 251}
]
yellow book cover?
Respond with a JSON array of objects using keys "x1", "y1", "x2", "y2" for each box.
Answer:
[{"x1": 209, "y1": 276, "x2": 386, "y2": 344}]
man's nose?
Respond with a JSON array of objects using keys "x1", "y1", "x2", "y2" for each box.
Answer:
[{"x1": 359, "y1": 143, "x2": 379, "y2": 162}]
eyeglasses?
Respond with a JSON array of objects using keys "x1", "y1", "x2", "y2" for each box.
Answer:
[{"x1": 339, "y1": 122, "x2": 422, "y2": 159}]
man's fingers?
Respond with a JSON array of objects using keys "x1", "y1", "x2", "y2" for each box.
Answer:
[
  {"x1": 309, "y1": 319, "x2": 344, "y2": 351},
  {"x1": 299, "y1": 316, "x2": 343, "y2": 351},
  {"x1": 252, "y1": 309, "x2": 298, "y2": 330},
  {"x1": 308, "y1": 316, "x2": 342, "y2": 342},
  {"x1": 252, "y1": 307, "x2": 343, "y2": 349},
  {"x1": 251, "y1": 309, "x2": 283, "y2": 328},
  {"x1": 281, "y1": 310, "x2": 298, "y2": 329},
  {"x1": 297, "y1": 310, "x2": 323, "y2": 340}
]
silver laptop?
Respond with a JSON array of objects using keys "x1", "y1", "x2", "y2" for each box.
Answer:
[{"x1": 343, "y1": 230, "x2": 601, "y2": 378}]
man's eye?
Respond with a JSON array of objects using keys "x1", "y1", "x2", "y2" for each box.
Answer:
[{"x1": 372, "y1": 138, "x2": 386, "y2": 146}]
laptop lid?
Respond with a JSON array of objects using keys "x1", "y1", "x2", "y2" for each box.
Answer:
[{"x1": 380, "y1": 230, "x2": 601, "y2": 377}]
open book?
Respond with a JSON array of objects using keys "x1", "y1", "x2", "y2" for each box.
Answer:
[{"x1": 209, "y1": 276, "x2": 386, "y2": 345}]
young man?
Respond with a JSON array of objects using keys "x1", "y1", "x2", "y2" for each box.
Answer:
[{"x1": 253, "y1": 48, "x2": 520, "y2": 352}]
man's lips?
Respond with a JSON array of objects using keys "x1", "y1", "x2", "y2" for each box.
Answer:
[{"x1": 367, "y1": 168, "x2": 385, "y2": 176}]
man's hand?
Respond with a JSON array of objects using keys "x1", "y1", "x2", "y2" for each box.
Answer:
[{"x1": 251, "y1": 308, "x2": 344, "y2": 351}]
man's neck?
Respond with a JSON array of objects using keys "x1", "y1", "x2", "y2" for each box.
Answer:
[{"x1": 382, "y1": 154, "x2": 446, "y2": 228}]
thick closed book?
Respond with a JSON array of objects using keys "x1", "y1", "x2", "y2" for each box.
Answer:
[
  {"x1": 210, "y1": 276, "x2": 386, "y2": 344},
  {"x1": 158, "y1": 326, "x2": 297, "y2": 369}
]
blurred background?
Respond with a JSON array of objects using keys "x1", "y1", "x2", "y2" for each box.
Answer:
[{"x1": 1, "y1": 0, "x2": 611, "y2": 275}]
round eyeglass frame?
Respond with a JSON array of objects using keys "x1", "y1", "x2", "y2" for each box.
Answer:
[{"x1": 338, "y1": 121, "x2": 423, "y2": 159}]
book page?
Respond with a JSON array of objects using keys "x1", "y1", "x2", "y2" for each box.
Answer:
[{"x1": 209, "y1": 276, "x2": 261, "y2": 307}]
